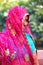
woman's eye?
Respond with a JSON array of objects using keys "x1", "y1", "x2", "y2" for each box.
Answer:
[{"x1": 25, "y1": 19, "x2": 29, "y2": 22}]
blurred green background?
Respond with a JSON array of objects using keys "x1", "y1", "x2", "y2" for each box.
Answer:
[{"x1": 0, "y1": 0, "x2": 43, "y2": 49}]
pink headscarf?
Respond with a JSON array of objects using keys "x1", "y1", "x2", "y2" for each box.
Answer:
[{"x1": 6, "y1": 6, "x2": 28, "y2": 33}]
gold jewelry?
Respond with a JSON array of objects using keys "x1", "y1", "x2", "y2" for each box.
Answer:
[
  {"x1": 5, "y1": 49, "x2": 10, "y2": 56},
  {"x1": 24, "y1": 54, "x2": 30, "y2": 62},
  {"x1": 11, "y1": 29, "x2": 16, "y2": 36}
]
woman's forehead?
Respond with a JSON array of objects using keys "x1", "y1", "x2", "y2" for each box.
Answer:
[{"x1": 23, "y1": 13, "x2": 29, "y2": 19}]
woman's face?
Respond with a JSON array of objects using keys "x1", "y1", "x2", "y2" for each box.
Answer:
[{"x1": 22, "y1": 14, "x2": 29, "y2": 31}]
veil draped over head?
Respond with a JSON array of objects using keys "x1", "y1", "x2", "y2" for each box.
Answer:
[
  {"x1": 3, "y1": 6, "x2": 34, "y2": 65},
  {"x1": 6, "y1": 6, "x2": 29, "y2": 33}
]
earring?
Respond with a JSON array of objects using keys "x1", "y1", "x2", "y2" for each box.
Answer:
[{"x1": 5, "y1": 49, "x2": 10, "y2": 56}]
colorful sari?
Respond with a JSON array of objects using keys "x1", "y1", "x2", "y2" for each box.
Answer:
[
  {"x1": 0, "y1": 6, "x2": 34, "y2": 65},
  {"x1": 25, "y1": 23, "x2": 34, "y2": 39}
]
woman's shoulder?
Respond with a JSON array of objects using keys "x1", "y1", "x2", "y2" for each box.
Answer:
[{"x1": 0, "y1": 30, "x2": 9, "y2": 39}]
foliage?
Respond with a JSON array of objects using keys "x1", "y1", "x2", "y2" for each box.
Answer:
[{"x1": 35, "y1": 38, "x2": 43, "y2": 48}]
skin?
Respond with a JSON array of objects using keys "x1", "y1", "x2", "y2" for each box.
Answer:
[
  {"x1": 22, "y1": 14, "x2": 39, "y2": 65},
  {"x1": 22, "y1": 15, "x2": 29, "y2": 32}
]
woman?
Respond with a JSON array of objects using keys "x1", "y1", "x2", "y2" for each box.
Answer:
[
  {"x1": 0, "y1": 6, "x2": 39, "y2": 65},
  {"x1": 23, "y1": 14, "x2": 34, "y2": 40}
]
